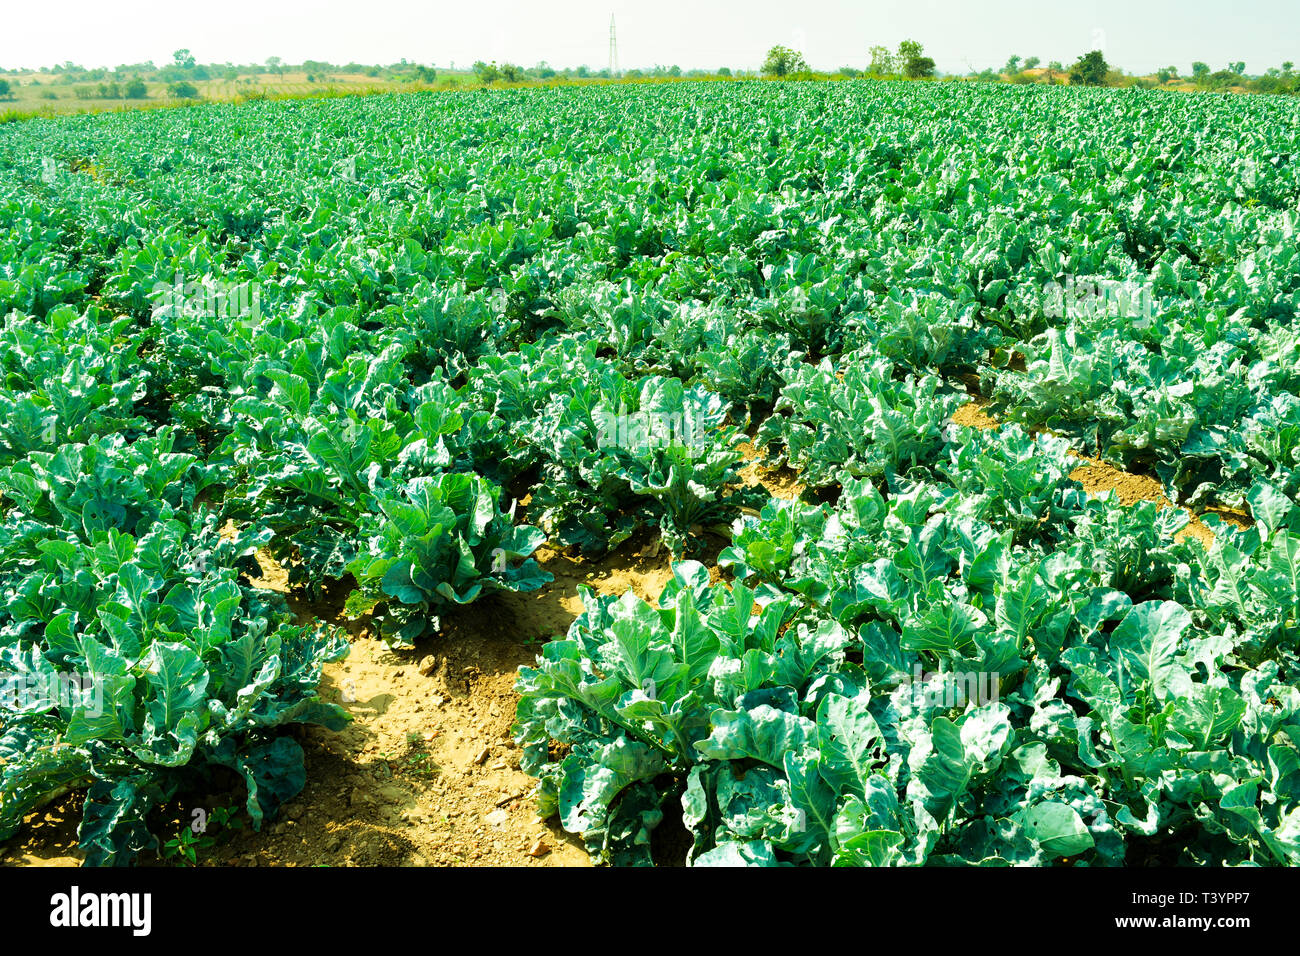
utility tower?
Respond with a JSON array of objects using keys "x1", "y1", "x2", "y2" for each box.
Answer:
[{"x1": 609, "y1": 14, "x2": 619, "y2": 77}]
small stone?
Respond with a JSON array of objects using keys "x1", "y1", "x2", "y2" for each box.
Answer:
[
  {"x1": 418, "y1": 656, "x2": 438, "y2": 677},
  {"x1": 527, "y1": 838, "x2": 551, "y2": 858},
  {"x1": 473, "y1": 748, "x2": 490, "y2": 765},
  {"x1": 486, "y1": 809, "x2": 509, "y2": 827}
]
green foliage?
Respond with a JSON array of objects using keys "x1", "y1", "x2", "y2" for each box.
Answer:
[
  {"x1": 867, "y1": 45, "x2": 898, "y2": 77},
  {"x1": 899, "y1": 40, "x2": 935, "y2": 79},
  {"x1": 473, "y1": 61, "x2": 502, "y2": 84},
  {"x1": 349, "y1": 473, "x2": 552, "y2": 644},
  {"x1": 522, "y1": 441, "x2": 1300, "y2": 865},
  {"x1": 4, "y1": 76, "x2": 1300, "y2": 870},
  {"x1": 1070, "y1": 51, "x2": 1110, "y2": 86},
  {"x1": 762, "y1": 46, "x2": 808, "y2": 78}
]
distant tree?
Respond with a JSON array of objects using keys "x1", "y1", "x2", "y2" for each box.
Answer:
[
  {"x1": 1069, "y1": 50, "x2": 1109, "y2": 86},
  {"x1": 867, "y1": 45, "x2": 898, "y2": 76},
  {"x1": 717, "y1": 66, "x2": 732, "y2": 76},
  {"x1": 1047, "y1": 60, "x2": 1063, "y2": 71},
  {"x1": 1004, "y1": 54, "x2": 1022, "y2": 74},
  {"x1": 668, "y1": 64, "x2": 682, "y2": 77},
  {"x1": 167, "y1": 80, "x2": 199, "y2": 98},
  {"x1": 837, "y1": 66, "x2": 861, "y2": 78},
  {"x1": 472, "y1": 60, "x2": 502, "y2": 83},
  {"x1": 499, "y1": 64, "x2": 524, "y2": 82},
  {"x1": 1023, "y1": 56, "x2": 1041, "y2": 71},
  {"x1": 173, "y1": 49, "x2": 196, "y2": 70},
  {"x1": 762, "y1": 45, "x2": 808, "y2": 77},
  {"x1": 123, "y1": 77, "x2": 147, "y2": 99},
  {"x1": 575, "y1": 64, "x2": 590, "y2": 78},
  {"x1": 899, "y1": 40, "x2": 935, "y2": 78},
  {"x1": 1156, "y1": 68, "x2": 1173, "y2": 84},
  {"x1": 0, "y1": 79, "x2": 10, "y2": 99},
  {"x1": 413, "y1": 65, "x2": 437, "y2": 83},
  {"x1": 1229, "y1": 61, "x2": 1246, "y2": 75},
  {"x1": 265, "y1": 56, "x2": 284, "y2": 78},
  {"x1": 1191, "y1": 61, "x2": 1210, "y2": 79},
  {"x1": 1284, "y1": 61, "x2": 1295, "y2": 75},
  {"x1": 907, "y1": 56, "x2": 936, "y2": 79}
]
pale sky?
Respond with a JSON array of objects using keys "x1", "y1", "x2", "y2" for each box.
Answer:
[{"x1": 1, "y1": 0, "x2": 1295, "y2": 76}]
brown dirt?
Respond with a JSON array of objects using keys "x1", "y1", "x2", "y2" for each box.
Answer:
[
  {"x1": 950, "y1": 401, "x2": 999, "y2": 431},
  {"x1": 1067, "y1": 455, "x2": 1214, "y2": 548},
  {"x1": 738, "y1": 440, "x2": 805, "y2": 500},
  {"x1": 4, "y1": 538, "x2": 684, "y2": 868},
  {"x1": 0, "y1": 796, "x2": 82, "y2": 867},
  {"x1": 952, "y1": 401, "x2": 1252, "y2": 547}
]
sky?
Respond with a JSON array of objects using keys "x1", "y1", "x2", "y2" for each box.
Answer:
[{"x1": 1, "y1": 0, "x2": 1295, "y2": 76}]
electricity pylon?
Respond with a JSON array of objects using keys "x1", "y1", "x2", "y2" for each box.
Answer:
[{"x1": 609, "y1": 15, "x2": 620, "y2": 77}]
